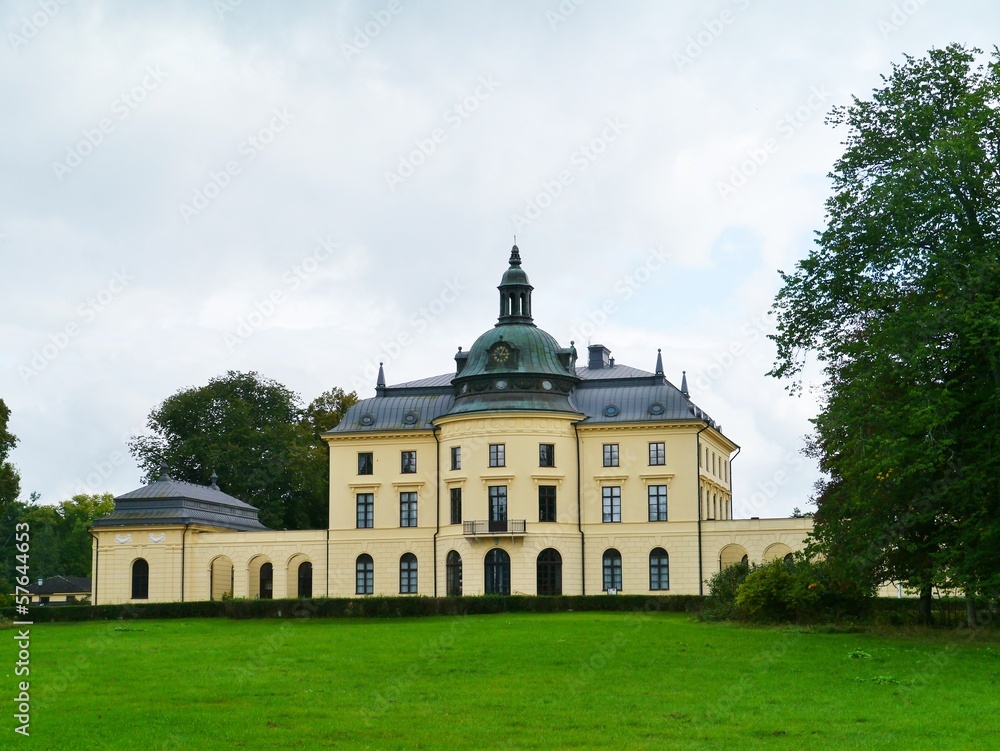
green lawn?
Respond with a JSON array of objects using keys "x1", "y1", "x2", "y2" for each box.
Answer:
[{"x1": 6, "y1": 612, "x2": 1000, "y2": 750}]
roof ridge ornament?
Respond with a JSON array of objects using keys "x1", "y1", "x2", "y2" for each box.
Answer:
[
  {"x1": 157, "y1": 460, "x2": 171, "y2": 481},
  {"x1": 210, "y1": 469, "x2": 220, "y2": 491},
  {"x1": 655, "y1": 348, "x2": 664, "y2": 377},
  {"x1": 376, "y1": 361, "x2": 386, "y2": 394},
  {"x1": 681, "y1": 370, "x2": 689, "y2": 396}
]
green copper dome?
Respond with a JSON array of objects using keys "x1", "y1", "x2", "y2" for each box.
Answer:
[{"x1": 448, "y1": 246, "x2": 580, "y2": 415}]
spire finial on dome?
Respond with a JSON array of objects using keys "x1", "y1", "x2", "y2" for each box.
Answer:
[
  {"x1": 376, "y1": 362, "x2": 386, "y2": 389},
  {"x1": 681, "y1": 370, "x2": 689, "y2": 396},
  {"x1": 157, "y1": 459, "x2": 171, "y2": 481},
  {"x1": 209, "y1": 469, "x2": 220, "y2": 490},
  {"x1": 655, "y1": 348, "x2": 664, "y2": 376},
  {"x1": 509, "y1": 242, "x2": 521, "y2": 267}
]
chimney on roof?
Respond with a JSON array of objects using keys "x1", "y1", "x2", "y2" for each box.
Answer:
[{"x1": 588, "y1": 344, "x2": 611, "y2": 369}]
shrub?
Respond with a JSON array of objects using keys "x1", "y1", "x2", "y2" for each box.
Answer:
[
  {"x1": 736, "y1": 558, "x2": 814, "y2": 622},
  {"x1": 702, "y1": 561, "x2": 751, "y2": 620},
  {"x1": 734, "y1": 556, "x2": 872, "y2": 624}
]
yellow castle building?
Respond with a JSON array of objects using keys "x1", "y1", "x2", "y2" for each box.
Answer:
[{"x1": 90, "y1": 246, "x2": 813, "y2": 604}]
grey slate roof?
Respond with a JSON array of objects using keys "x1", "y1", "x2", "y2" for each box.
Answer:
[
  {"x1": 329, "y1": 362, "x2": 721, "y2": 433},
  {"x1": 93, "y1": 476, "x2": 270, "y2": 531},
  {"x1": 115, "y1": 478, "x2": 258, "y2": 508},
  {"x1": 574, "y1": 364, "x2": 654, "y2": 380},
  {"x1": 28, "y1": 575, "x2": 91, "y2": 595},
  {"x1": 330, "y1": 393, "x2": 456, "y2": 433},
  {"x1": 389, "y1": 373, "x2": 455, "y2": 389}
]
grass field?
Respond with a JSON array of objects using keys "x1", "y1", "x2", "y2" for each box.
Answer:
[{"x1": 6, "y1": 611, "x2": 1000, "y2": 750}]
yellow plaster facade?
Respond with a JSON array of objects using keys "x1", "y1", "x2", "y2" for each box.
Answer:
[{"x1": 91, "y1": 246, "x2": 814, "y2": 604}]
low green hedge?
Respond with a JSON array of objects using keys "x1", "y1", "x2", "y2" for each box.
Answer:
[{"x1": 4, "y1": 593, "x2": 706, "y2": 623}]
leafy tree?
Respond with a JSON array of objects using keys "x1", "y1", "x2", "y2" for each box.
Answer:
[
  {"x1": 129, "y1": 372, "x2": 356, "y2": 530},
  {"x1": 769, "y1": 45, "x2": 1000, "y2": 623},
  {"x1": 0, "y1": 493, "x2": 114, "y2": 604},
  {"x1": 0, "y1": 398, "x2": 20, "y2": 510},
  {"x1": 57, "y1": 493, "x2": 115, "y2": 576}
]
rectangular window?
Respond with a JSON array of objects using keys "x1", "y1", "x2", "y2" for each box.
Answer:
[
  {"x1": 603, "y1": 444, "x2": 619, "y2": 467},
  {"x1": 602, "y1": 486, "x2": 621, "y2": 523},
  {"x1": 401, "y1": 450, "x2": 417, "y2": 474},
  {"x1": 450, "y1": 446, "x2": 461, "y2": 471},
  {"x1": 356, "y1": 493, "x2": 374, "y2": 529},
  {"x1": 489, "y1": 443, "x2": 505, "y2": 467},
  {"x1": 648, "y1": 442, "x2": 665, "y2": 466},
  {"x1": 538, "y1": 485, "x2": 557, "y2": 522},
  {"x1": 357, "y1": 452, "x2": 373, "y2": 475},
  {"x1": 400, "y1": 492, "x2": 418, "y2": 527},
  {"x1": 648, "y1": 485, "x2": 668, "y2": 522},
  {"x1": 450, "y1": 487, "x2": 462, "y2": 525},
  {"x1": 539, "y1": 443, "x2": 555, "y2": 467}
]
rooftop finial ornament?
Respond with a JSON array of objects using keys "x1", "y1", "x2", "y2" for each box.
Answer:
[
  {"x1": 509, "y1": 242, "x2": 521, "y2": 266},
  {"x1": 655, "y1": 348, "x2": 664, "y2": 377},
  {"x1": 209, "y1": 469, "x2": 220, "y2": 491},
  {"x1": 158, "y1": 460, "x2": 171, "y2": 481}
]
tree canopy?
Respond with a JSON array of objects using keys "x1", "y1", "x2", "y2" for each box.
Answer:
[
  {"x1": 769, "y1": 44, "x2": 1000, "y2": 619},
  {"x1": 0, "y1": 398, "x2": 20, "y2": 509},
  {"x1": 129, "y1": 371, "x2": 357, "y2": 530}
]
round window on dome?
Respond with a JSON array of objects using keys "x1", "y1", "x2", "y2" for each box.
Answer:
[
  {"x1": 403, "y1": 412, "x2": 418, "y2": 425},
  {"x1": 649, "y1": 402, "x2": 665, "y2": 415},
  {"x1": 604, "y1": 405, "x2": 619, "y2": 417},
  {"x1": 495, "y1": 379, "x2": 507, "y2": 390},
  {"x1": 360, "y1": 414, "x2": 375, "y2": 426},
  {"x1": 542, "y1": 380, "x2": 553, "y2": 390}
]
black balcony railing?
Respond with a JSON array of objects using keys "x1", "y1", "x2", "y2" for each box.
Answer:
[{"x1": 463, "y1": 519, "x2": 526, "y2": 536}]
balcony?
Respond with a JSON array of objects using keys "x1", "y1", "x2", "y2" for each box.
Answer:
[{"x1": 463, "y1": 519, "x2": 526, "y2": 537}]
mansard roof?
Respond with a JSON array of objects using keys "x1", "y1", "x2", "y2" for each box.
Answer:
[{"x1": 327, "y1": 361, "x2": 722, "y2": 434}]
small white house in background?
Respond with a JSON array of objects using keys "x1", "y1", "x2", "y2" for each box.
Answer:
[{"x1": 28, "y1": 575, "x2": 92, "y2": 605}]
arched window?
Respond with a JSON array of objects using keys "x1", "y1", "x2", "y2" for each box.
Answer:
[
  {"x1": 131, "y1": 558, "x2": 149, "y2": 600},
  {"x1": 649, "y1": 548, "x2": 669, "y2": 591},
  {"x1": 259, "y1": 562, "x2": 273, "y2": 599},
  {"x1": 298, "y1": 561, "x2": 313, "y2": 599},
  {"x1": 602, "y1": 549, "x2": 622, "y2": 592},
  {"x1": 536, "y1": 548, "x2": 562, "y2": 596},
  {"x1": 356, "y1": 554, "x2": 373, "y2": 595},
  {"x1": 400, "y1": 553, "x2": 418, "y2": 594},
  {"x1": 484, "y1": 548, "x2": 511, "y2": 595},
  {"x1": 783, "y1": 553, "x2": 795, "y2": 566},
  {"x1": 446, "y1": 550, "x2": 463, "y2": 597}
]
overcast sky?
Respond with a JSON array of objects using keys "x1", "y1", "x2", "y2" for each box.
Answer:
[{"x1": 2, "y1": 0, "x2": 994, "y2": 518}]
